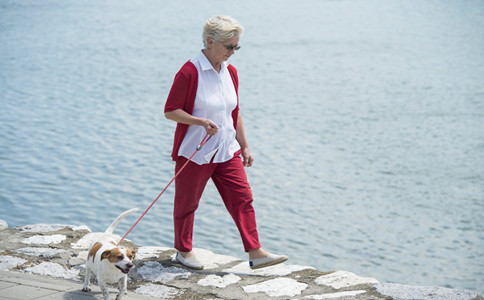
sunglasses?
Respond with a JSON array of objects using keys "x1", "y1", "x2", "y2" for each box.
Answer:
[{"x1": 223, "y1": 44, "x2": 241, "y2": 51}]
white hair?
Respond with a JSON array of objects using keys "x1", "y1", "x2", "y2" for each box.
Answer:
[{"x1": 202, "y1": 15, "x2": 244, "y2": 47}]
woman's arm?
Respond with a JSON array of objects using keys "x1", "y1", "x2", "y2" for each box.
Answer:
[
  {"x1": 165, "y1": 109, "x2": 219, "y2": 135},
  {"x1": 236, "y1": 111, "x2": 254, "y2": 167}
]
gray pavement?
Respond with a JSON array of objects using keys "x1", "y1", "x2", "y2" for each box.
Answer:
[{"x1": 0, "y1": 270, "x2": 154, "y2": 300}]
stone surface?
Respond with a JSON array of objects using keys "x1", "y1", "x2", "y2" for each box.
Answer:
[
  {"x1": 0, "y1": 221, "x2": 482, "y2": 300},
  {"x1": 315, "y1": 270, "x2": 379, "y2": 289},
  {"x1": 374, "y1": 283, "x2": 481, "y2": 300}
]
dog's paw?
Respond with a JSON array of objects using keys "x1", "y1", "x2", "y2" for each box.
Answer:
[{"x1": 82, "y1": 287, "x2": 91, "y2": 292}]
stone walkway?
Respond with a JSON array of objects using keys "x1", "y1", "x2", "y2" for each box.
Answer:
[
  {"x1": 0, "y1": 269, "x2": 156, "y2": 300},
  {"x1": 0, "y1": 222, "x2": 481, "y2": 300}
]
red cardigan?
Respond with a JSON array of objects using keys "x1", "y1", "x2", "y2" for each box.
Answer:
[{"x1": 164, "y1": 61, "x2": 239, "y2": 161}]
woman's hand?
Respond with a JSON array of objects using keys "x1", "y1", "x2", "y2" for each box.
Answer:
[
  {"x1": 201, "y1": 119, "x2": 219, "y2": 136},
  {"x1": 241, "y1": 147, "x2": 254, "y2": 167},
  {"x1": 235, "y1": 112, "x2": 253, "y2": 167}
]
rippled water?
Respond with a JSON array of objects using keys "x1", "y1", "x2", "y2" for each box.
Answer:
[{"x1": 1, "y1": 0, "x2": 483, "y2": 294}]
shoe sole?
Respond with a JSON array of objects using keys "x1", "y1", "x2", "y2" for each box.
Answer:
[{"x1": 250, "y1": 256, "x2": 288, "y2": 270}]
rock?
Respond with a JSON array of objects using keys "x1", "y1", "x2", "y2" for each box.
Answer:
[{"x1": 0, "y1": 223, "x2": 481, "y2": 300}]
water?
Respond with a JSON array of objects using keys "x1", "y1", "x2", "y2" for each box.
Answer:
[{"x1": 1, "y1": 0, "x2": 483, "y2": 294}]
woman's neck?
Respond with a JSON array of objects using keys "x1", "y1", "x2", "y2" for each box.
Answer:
[{"x1": 202, "y1": 49, "x2": 221, "y2": 72}]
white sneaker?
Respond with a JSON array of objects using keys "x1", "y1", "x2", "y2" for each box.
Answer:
[
  {"x1": 249, "y1": 253, "x2": 288, "y2": 270},
  {"x1": 176, "y1": 252, "x2": 204, "y2": 270}
]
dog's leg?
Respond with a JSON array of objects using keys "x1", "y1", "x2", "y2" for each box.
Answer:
[
  {"x1": 123, "y1": 275, "x2": 128, "y2": 294},
  {"x1": 116, "y1": 276, "x2": 127, "y2": 300},
  {"x1": 82, "y1": 266, "x2": 91, "y2": 292},
  {"x1": 98, "y1": 279, "x2": 111, "y2": 300}
]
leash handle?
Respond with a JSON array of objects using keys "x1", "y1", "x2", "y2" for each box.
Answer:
[
  {"x1": 117, "y1": 129, "x2": 213, "y2": 246},
  {"x1": 197, "y1": 127, "x2": 213, "y2": 150}
]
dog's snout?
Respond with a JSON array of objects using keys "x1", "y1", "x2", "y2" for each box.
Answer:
[{"x1": 127, "y1": 262, "x2": 134, "y2": 268}]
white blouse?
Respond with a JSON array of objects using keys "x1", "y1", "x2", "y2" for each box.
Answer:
[{"x1": 177, "y1": 51, "x2": 240, "y2": 165}]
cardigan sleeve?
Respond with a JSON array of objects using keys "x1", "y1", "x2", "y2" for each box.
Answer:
[
  {"x1": 164, "y1": 61, "x2": 198, "y2": 161},
  {"x1": 227, "y1": 64, "x2": 239, "y2": 131},
  {"x1": 165, "y1": 67, "x2": 190, "y2": 113}
]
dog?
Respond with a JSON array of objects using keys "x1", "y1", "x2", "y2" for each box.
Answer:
[{"x1": 82, "y1": 208, "x2": 138, "y2": 300}]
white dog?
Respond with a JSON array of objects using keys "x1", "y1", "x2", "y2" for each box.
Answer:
[{"x1": 82, "y1": 208, "x2": 138, "y2": 300}]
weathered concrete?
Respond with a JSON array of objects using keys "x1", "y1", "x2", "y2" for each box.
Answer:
[{"x1": 0, "y1": 221, "x2": 482, "y2": 300}]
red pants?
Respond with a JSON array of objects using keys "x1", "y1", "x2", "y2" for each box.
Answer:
[{"x1": 173, "y1": 153, "x2": 261, "y2": 252}]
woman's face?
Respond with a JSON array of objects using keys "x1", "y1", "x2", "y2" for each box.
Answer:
[{"x1": 211, "y1": 35, "x2": 240, "y2": 64}]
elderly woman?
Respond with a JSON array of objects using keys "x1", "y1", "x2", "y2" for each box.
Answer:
[{"x1": 164, "y1": 15, "x2": 287, "y2": 270}]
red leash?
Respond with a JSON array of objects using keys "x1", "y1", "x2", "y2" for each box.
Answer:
[{"x1": 117, "y1": 129, "x2": 213, "y2": 245}]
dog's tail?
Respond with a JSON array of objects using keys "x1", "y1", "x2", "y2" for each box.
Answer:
[{"x1": 104, "y1": 208, "x2": 138, "y2": 235}]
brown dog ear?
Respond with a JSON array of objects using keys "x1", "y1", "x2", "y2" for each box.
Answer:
[
  {"x1": 127, "y1": 249, "x2": 136, "y2": 260},
  {"x1": 101, "y1": 250, "x2": 111, "y2": 260}
]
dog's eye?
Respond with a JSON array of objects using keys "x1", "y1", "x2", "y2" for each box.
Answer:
[{"x1": 118, "y1": 255, "x2": 124, "y2": 260}]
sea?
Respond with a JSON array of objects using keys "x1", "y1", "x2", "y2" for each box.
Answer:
[{"x1": 1, "y1": 0, "x2": 483, "y2": 295}]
